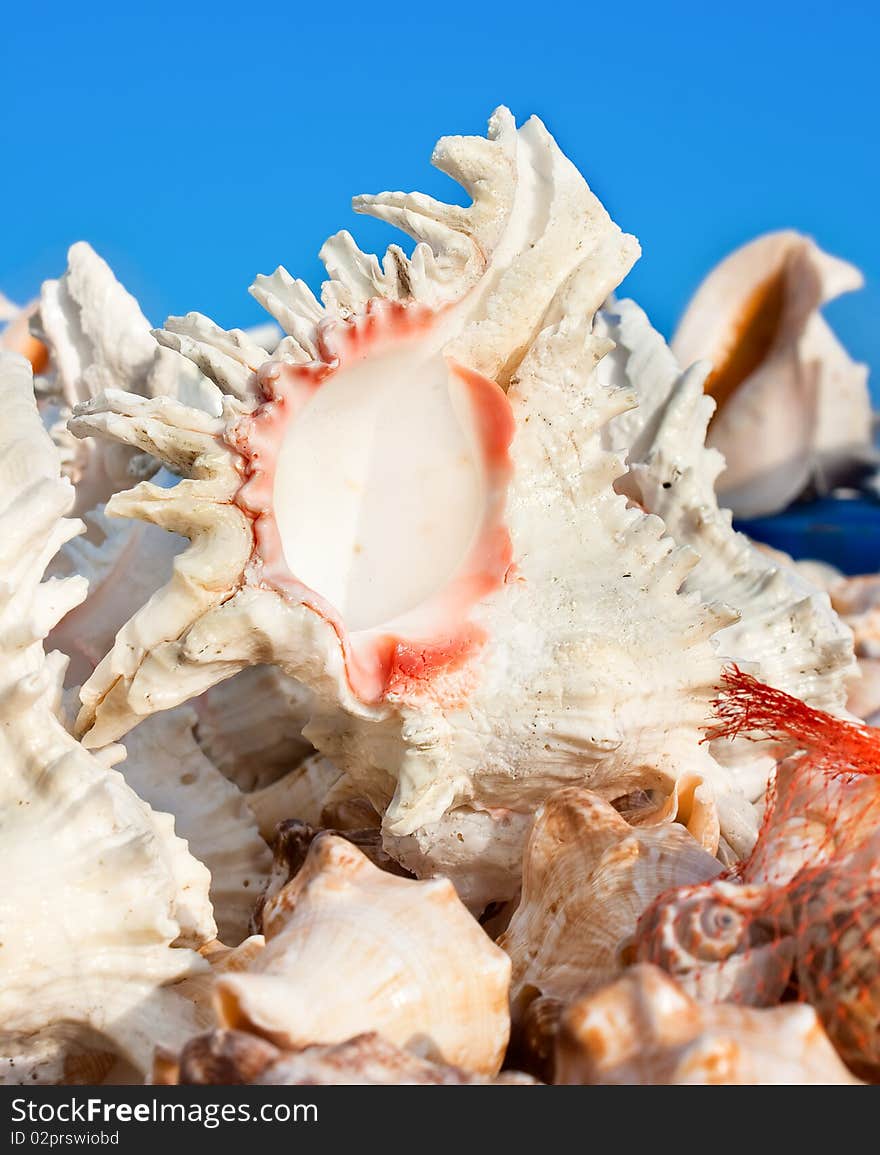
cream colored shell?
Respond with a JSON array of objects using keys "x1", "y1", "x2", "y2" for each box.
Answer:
[
  {"x1": 0, "y1": 351, "x2": 214, "y2": 1083},
  {"x1": 671, "y1": 231, "x2": 871, "y2": 518},
  {"x1": 68, "y1": 109, "x2": 757, "y2": 905},
  {"x1": 213, "y1": 833, "x2": 511, "y2": 1075},
  {"x1": 120, "y1": 708, "x2": 271, "y2": 943},
  {"x1": 555, "y1": 964, "x2": 860, "y2": 1085},
  {"x1": 499, "y1": 788, "x2": 722, "y2": 1014}
]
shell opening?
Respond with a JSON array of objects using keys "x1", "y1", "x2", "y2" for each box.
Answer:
[
  {"x1": 704, "y1": 267, "x2": 787, "y2": 416},
  {"x1": 273, "y1": 346, "x2": 489, "y2": 633},
  {"x1": 239, "y1": 305, "x2": 515, "y2": 702}
]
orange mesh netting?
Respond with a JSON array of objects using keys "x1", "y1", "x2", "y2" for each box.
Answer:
[{"x1": 634, "y1": 666, "x2": 880, "y2": 1079}]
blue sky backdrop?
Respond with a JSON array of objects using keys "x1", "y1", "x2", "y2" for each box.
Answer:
[{"x1": 2, "y1": 1, "x2": 877, "y2": 392}]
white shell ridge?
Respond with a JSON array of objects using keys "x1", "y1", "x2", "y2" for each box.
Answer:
[
  {"x1": 68, "y1": 109, "x2": 757, "y2": 902},
  {"x1": 596, "y1": 296, "x2": 857, "y2": 815},
  {"x1": 0, "y1": 352, "x2": 214, "y2": 1082}
]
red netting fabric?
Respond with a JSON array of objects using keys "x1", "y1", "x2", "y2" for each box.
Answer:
[{"x1": 634, "y1": 666, "x2": 880, "y2": 1078}]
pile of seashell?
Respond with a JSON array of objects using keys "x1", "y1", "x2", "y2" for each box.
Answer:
[{"x1": 1, "y1": 107, "x2": 877, "y2": 1086}]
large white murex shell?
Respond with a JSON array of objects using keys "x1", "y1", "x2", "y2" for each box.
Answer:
[{"x1": 69, "y1": 109, "x2": 763, "y2": 904}]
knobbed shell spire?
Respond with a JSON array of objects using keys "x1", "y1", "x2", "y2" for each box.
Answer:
[
  {"x1": 500, "y1": 788, "x2": 723, "y2": 1014},
  {"x1": 671, "y1": 231, "x2": 872, "y2": 518},
  {"x1": 69, "y1": 108, "x2": 758, "y2": 905},
  {"x1": 212, "y1": 834, "x2": 511, "y2": 1075},
  {"x1": 0, "y1": 351, "x2": 214, "y2": 1084}
]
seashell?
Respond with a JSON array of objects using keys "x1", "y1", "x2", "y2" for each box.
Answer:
[
  {"x1": 154, "y1": 1030, "x2": 539, "y2": 1086},
  {"x1": 632, "y1": 878, "x2": 796, "y2": 1005},
  {"x1": 249, "y1": 817, "x2": 412, "y2": 934},
  {"x1": 597, "y1": 296, "x2": 856, "y2": 811},
  {"x1": 34, "y1": 242, "x2": 233, "y2": 515},
  {"x1": 213, "y1": 832, "x2": 511, "y2": 1075},
  {"x1": 0, "y1": 294, "x2": 49, "y2": 374},
  {"x1": 744, "y1": 754, "x2": 880, "y2": 887},
  {"x1": 499, "y1": 788, "x2": 723, "y2": 1024},
  {"x1": 245, "y1": 752, "x2": 363, "y2": 840},
  {"x1": 194, "y1": 665, "x2": 314, "y2": 792},
  {"x1": 0, "y1": 351, "x2": 214, "y2": 1082},
  {"x1": 826, "y1": 573, "x2": 880, "y2": 721},
  {"x1": 555, "y1": 964, "x2": 860, "y2": 1085},
  {"x1": 788, "y1": 844, "x2": 880, "y2": 1079},
  {"x1": 670, "y1": 231, "x2": 872, "y2": 518},
  {"x1": 69, "y1": 108, "x2": 759, "y2": 900},
  {"x1": 120, "y1": 707, "x2": 272, "y2": 943}
]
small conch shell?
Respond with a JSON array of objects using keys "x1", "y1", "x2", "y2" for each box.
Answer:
[
  {"x1": 555, "y1": 964, "x2": 860, "y2": 1085},
  {"x1": 499, "y1": 788, "x2": 723, "y2": 1015},
  {"x1": 213, "y1": 833, "x2": 511, "y2": 1075},
  {"x1": 671, "y1": 231, "x2": 871, "y2": 517}
]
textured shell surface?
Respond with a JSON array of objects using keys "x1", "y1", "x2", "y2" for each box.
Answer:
[
  {"x1": 499, "y1": 787, "x2": 723, "y2": 1016},
  {"x1": 632, "y1": 877, "x2": 796, "y2": 1006},
  {"x1": 0, "y1": 351, "x2": 215, "y2": 1083},
  {"x1": 194, "y1": 665, "x2": 314, "y2": 792},
  {"x1": 120, "y1": 707, "x2": 271, "y2": 943},
  {"x1": 69, "y1": 108, "x2": 759, "y2": 905},
  {"x1": 245, "y1": 751, "x2": 354, "y2": 841},
  {"x1": 788, "y1": 840, "x2": 880, "y2": 1079},
  {"x1": 212, "y1": 833, "x2": 511, "y2": 1075},
  {"x1": 671, "y1": 231, "x2": 872, "y2": 518},
  {"x1": 595, "y1": 296, "x2": 856, "y2": 822},
  {"x1": 34, "y1": 243, "x2": 201, "y2": 516},
  {"x1": 155, "y1": 1029, "x2": 538, "y2": 1086},
  {"x1": 827, "y1": 574, "x2": 880, "y2": 723},
  {"x1": 598, "y1": 297, "x2": 855, "y2": 721},
  {"x1": 555, "y1": 964, "x2": 860, "y2": 1085}
]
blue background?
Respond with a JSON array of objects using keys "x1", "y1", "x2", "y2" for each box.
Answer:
[{"x1": 2, "y1": 1, "x2": 876, "y2": 393}]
